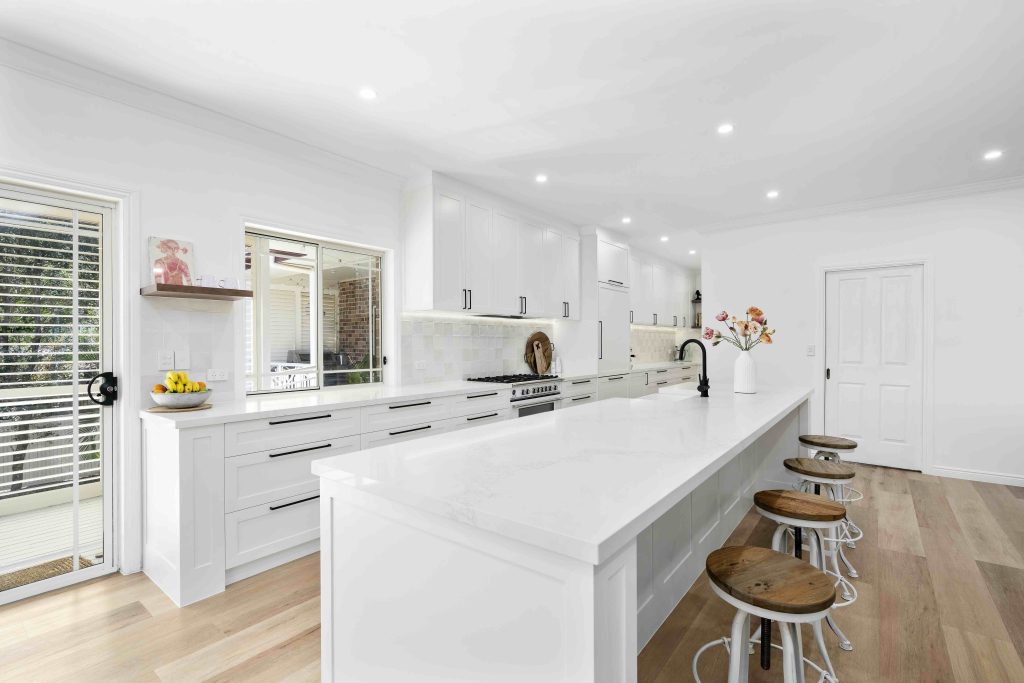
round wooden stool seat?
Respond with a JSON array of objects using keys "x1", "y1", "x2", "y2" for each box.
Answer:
[
  {"x1": 706, "y1": 546, "x2": 836, "y2": 615},
  {"x1": 754, "y1": 490, "x2": 846, "y2": 522},
  {"x1": 784, "y1": 458, "x2": 855, "y2": 480},
  {"x1": 799, "y1": 434, "x2": 857, "y2": 450}
]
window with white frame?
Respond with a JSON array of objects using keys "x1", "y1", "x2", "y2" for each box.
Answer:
[{"x1": 244, "y1": 229, "x2": 383, "y2": 394}]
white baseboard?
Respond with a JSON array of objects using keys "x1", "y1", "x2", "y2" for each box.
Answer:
[
  {"x1": 927, "y1": 464, "x2": 1024, "y2": 488},
  {"x1": 225, "y1": 539, "x2": 319, "y2": 586}
]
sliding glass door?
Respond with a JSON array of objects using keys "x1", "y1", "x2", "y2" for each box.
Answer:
[{"x1": 0, "y1": 185, "x2": 114, "y2": 604}]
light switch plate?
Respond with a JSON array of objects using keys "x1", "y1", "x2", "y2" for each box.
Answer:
[
  {"x1": 806, "y1": 345, "x2": 816, "y2": 357},
  {"x1": 206, "y1": 369, "x2": 228, "y2": 382},
  {"x1": 174, "y1": 348, "x2": 190, "y2": 369},
  {"x1": 157, "y1": 350, "x2": 175, "y2": 370}
]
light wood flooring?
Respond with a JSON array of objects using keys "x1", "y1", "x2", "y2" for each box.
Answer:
[{"x1": 1, "y1": 464, "x2": 1022, "y2": 681}]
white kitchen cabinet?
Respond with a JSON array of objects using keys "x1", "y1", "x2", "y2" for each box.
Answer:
[
  {"x1": 630, "y1": 256, "x2": 654, "y2": 325},
  {"x1": 597, "y1": 373, "x2": 630, "y2": 400},
  {"x1": 652, "y1": 264, "x2": 673, "y2": 326},
  {"x1": 433, "y1": 190, "x2": 468, "y2": 311},
  {"x1": 597, "y1": 237, "x2": 629, "y2": 288},
  {"x1": 562, "y1": 235, "x2": 580, "y2": 320},
  {"x1": 492, "y1": 211, "x2": 520, "y2": 315},
  {"x1": 598, "y1": 284, "x2": 630, "y2": 374},
  {"x1": 561, "y1": 392, "x2": 596, "y2": 408},
  {"x1": 225, "y1": 491, "x2": 321, "y2": 570},
  {"x1": 672, "y1": 270, "x2": 691, "y2": 328},
  {"x1": 628, "y1": 371, "x2": 656, "y2": 398},
  {"x1": 517, "y1": 219, "x2": 545, "y2": 316},
  {"x1": 465, "y1": 201, "x2": 495, "y2": 314}
]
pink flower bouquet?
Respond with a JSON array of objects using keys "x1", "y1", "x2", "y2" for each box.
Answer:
[{"x1": 704, "y1": 306, "x2": 776, "y2": 351}]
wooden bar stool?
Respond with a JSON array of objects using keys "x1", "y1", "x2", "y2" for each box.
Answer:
[
  {"x1": 754, "y1": 490, "x2": 858, "y2": 659},
  {"x1": 784, "y1": 458, "x2": 863, "y2": 581},
  {"x1": 692, "y1": 546, "x2": 838, "y2": 683},
  {"x1": 798, "y1": 435, "x2": 864, "y2": 549}
]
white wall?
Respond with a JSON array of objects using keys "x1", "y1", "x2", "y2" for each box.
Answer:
[
  {"x1": 702, "y1": 186, "x2": 1024, "y2": 484},
  {"x1": 0, "y1": 59, "x2": 402, "y2": 405}
]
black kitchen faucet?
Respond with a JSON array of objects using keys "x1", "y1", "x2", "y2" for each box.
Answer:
[{"x1": 679, "y1": 339, "x2": 710, "y2": 397}]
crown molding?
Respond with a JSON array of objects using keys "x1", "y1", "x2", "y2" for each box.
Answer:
[
  {"x1": 0, "y1": 38, "x2": 406, "y2": 189},
  {"x1": 693, "y1": 174, "x2": 1024, "y2": 234}
]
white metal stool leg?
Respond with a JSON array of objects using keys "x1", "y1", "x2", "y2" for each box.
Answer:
[{"x1": 728, "y1": 609, "x2": 750, "y2": 683}]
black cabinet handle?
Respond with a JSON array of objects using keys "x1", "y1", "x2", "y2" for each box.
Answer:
[
  {"x1": 657, "y1": 381, "x2": 668, "y2": 385},
  {"x1": 268, "y1": 413, "x2": 331, "y2": 426},
  {"x1": 674, "y1": 316, "x2": 678, "y2": 326},
  {"x1": 269, "y1": 495, "x2": 319, "y2": 511},
  {"x1": 654, "y1": 313, "x2": 658, "y2": 325},
  {"x1": 598, "y1": 321, "x2": 603, "y2": 359},
  {"x1": 608, "y1": 279, "x2": 623, "y2": 286},
  {"x1": 389, "y1": 425, "x2": 431, "y2": 436},
  {"x1": 462, "y1": 288, "x2": 467, "y2": 310},
  {"x1": 269, "y1": 443, "x2": 332, "y2": 458},
  {"x1": 467, "y1": 391, "x2": 498, "y2": 399},
  {"x1": 629, "y1": 310, "x2": 633, "y2": 323},
  {"x1": 571, "y1": 379, "x2": 591, "y2": 385},
  {"x1": 571, "y1": 395, "x2": 591, "y2": 401},
  {"x1": 388, "y1": 401, "x2": 431, "y2": 410},
  {"x1": 523, "y1": 296, "x2": 527, "y2": 315},
  {"x1": 467, "y1": 412, "x2": 498, "y2": 421},
  {"x1": 656, "y1": 369, "x2": 668, "y2": 373},
  {"x1": 607, "y1": 375, "x2": 625, "y2": 381},
  {"x1": 468, "y1": 289, "x2": 472, "y2": 310}
]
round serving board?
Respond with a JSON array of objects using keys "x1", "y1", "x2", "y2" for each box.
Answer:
[
  {"x1": 524, "y1": 331, "x2": 553, "y2": 375},
  {"x1": 146, "y1": 403, "x2": 214, "y2": 413}
]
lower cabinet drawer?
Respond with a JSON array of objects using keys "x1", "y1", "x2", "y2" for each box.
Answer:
[
  {"x1": 360, "y1": 396, "x2": 453, "y2": 432},
  {"x1": 225, "y1": 491, "x2": 320, "y2": 569},
  {"x1": 360, "y1": 420, "x2": 450, "y2": 449},
  {"x1": 562, "y1": 377, "x2": 597, "y2": 398},
  {"x1": 561, "y1": 393, "x2": 596, "y2": 408},
  {"x1": 224, "y1": 408, "x2": 360, "y2": 457},
  {"x1": 444, "y1": 408, "x2": 511, "y2": 432},
  {"x1": 224, "y1": 436, "x2": 360, "y2": 513},
  {"x1": 449, "y1": 389, "x2": 512, "y2": 418}
]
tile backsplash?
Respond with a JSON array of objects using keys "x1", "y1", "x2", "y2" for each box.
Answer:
[
  {"x1": 401, "y1": 315, "x2": 555, "y2": 383},
  {"x1": 631, "y1": 326, "x2": 687, "y2": 363}
]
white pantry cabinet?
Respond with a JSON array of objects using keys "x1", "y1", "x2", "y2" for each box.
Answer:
[
  {"x1": 598, "y1": 284, "x2": 630, "y2": 375},
  {"x1": 597, "y1": 237, "x2": 630, "y2": 288},
  {"x1": 403, "y1": 174, "x2": 580, "y2": 319}
]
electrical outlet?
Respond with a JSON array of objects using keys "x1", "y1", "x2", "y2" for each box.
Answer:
[
  {"x1": 157, "y1": 350, "x2": 175, "y2": 370},
  {"x1": 175, "y1": 348, "x2": 191, "y2": 369},
  {"x1": 806, "y1": 345, "x2": 816, "y2": 357},
  {"x1": 206, "y1": 369, "x2": 229, "y2": 382},
  {"x1": 415, "y1": 361, "x2": 427, "y2": 370}
]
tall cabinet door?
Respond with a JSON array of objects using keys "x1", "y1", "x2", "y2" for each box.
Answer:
[
  {"x1": 672, "y1": 270, "x2": 691, "y2": 328},
  {"x1": 562, "y1": 235, "x2": 580, "y2": 320},
  {"x1": 433, "y1": 190, "x2": 466, "y2": 311},
  {"x1": 465, "y1": 201, "x2": 494, "y2": 314},
  {"x1": 492, "y1": 211, "x2": 520, "y2": 315},
  {"x1": 598, "y1": 284, "x2": 630, "y2": 374},
  {"x1": 542, "y1": 229, "x2": 564, "y2": 318},
  {"x1": 517, "y1": 220, "x2": 545, "y2": 316},
  {"x1": 652, "y1": 264, "x2": 672, "y2": 326}
]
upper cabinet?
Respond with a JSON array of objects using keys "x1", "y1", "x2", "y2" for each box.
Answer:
[
  {"x1": 627, "y1": 249, "x2": 696, "y2": 329},
  {"x1": 597, "y1": 238, "x2": 629, "y2": 288},
  {"x1": 403, "y1": 174, "x2": 580, "y2": 319}
]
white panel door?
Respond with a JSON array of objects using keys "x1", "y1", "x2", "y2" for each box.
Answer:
[
  {"x1": 597, "y1": 239, "x2": 629, "y2": 287},
  {"x1": 492, "y1": 212, "x2": 520, "y2": 315},
  {"x1": 465, "y1": 201, "x2": 494, "y2": 314},
  {"x1": 651, "y1": 264, "x2": 672, "y2": 326},
  {"x1": 825, "y1": 265, "x2": 923, "y2": 470},
  {"x1": 598, "y1": 285, "x2": 630, "y2": 374},
  {"x1": 433, "y1": 191, "x2": 466, "y2": 312}
]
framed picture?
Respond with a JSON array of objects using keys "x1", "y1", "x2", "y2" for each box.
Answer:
[{"x1": 149, "y1": 237, "x2": 196, "y2": 286}]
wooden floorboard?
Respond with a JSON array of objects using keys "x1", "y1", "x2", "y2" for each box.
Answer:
[{"x1": 1, "y1": 464, "x2": 1022, "y2": 681}]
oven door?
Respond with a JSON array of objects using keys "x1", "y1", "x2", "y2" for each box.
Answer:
[{"x1": 516, "y1": 399, "x2": 557, "y2": 418}]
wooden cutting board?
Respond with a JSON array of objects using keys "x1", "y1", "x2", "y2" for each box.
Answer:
[
  {"x1": 524, "y1": 332, "x2": 553, "y2": 375},
  {"x1": 146, "y1": 403, "x2": 213, "y2": 413}
]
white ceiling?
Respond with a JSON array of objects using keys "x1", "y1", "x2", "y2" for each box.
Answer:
[{"x1": 3, "y1": 0, "x2": 1023, "y2": 268}]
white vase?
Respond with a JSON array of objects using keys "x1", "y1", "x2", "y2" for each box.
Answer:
[{"x1": 734, "y1": 351, "x2": 757, "y2": 394}]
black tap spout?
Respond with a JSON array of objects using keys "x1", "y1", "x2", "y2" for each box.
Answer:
[{"x1": 679, "y1": 339, "x2": 710, "y2": 397}]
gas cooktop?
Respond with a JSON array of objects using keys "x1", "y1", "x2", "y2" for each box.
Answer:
[{"x1": 467, "y1": 374, "x2": 559, "y2": 384}]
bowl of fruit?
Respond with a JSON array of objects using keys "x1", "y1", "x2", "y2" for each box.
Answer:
[{"x1": 151, "y1": 371, "x2": 211, "y2": 409}]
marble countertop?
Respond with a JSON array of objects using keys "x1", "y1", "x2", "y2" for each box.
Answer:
[
  {"x1": 139, "y1": 380, "x2": 506, "y2": 428},
  {"x1": 313, "y1": 386, "x2": 811, "y2": 564}
]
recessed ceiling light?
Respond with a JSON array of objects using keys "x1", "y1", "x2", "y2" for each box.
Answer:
[
  {"x1": 660, "y1": 236, "x2": 669, "y2": 242},
  {"x1": 689, "y1": 249, "x2": 697, "y2": 255},
  {"x1": 717, "y1": 122, "x2": 734, "y2": 135},
  {"x1": 765, "y1": 190, "x2": 780, "y2": 199},
  {"x1": 622, "y1": 216, "x2": 632, "y2": 224},
  {"x1": 535, "y1": 174, "x2": 548, "y2": 183},
  {"x1": 984, "y1": 149, "x2": 1003, "y2": 161},
  {"x1": 358, "y1": 87, "x2": 377, "y2": 100}
]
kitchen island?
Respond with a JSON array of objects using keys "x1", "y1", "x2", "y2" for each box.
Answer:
[{"x1": 313, "y1": 386, "x2": 811, "y2": 682}]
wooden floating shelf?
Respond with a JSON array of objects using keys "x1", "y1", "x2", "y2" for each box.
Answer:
[{"x1": 140, "y1": 283, "x2": 253, "y2": 301}]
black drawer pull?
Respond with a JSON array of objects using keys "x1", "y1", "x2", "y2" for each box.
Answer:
[
  {"x1": 467, "y1": 412, "x2": 498, "y2": 421},
  {"x1": 608, "y1": 279, "x2": 623, "y2": 285},
  {"x1": 571, "y1": 379, "x2": 592, "y2": 385},
  {"x1": 269, "y1": 443, "x2": 332, "y2": 458},
  {"x1": 657, "y1": 381, "x2": 668, "y2": 385},
  {"x1": 389, "y1": 425, "x2": 431, "y2": 436},
  {"x1": 656, "y1": 369, "x2": 668, "y2": 373},
  {"x1": 467, "y1": 392, "x2": 498, "y2": 399},
  {"x1": 607, "y1": 376, "x2": 625, "y2": 381},
  {"x1": 268, "y1": 413, "x2": 331, "y2": 426},
  {"x1": 388, "y1": 401, "x2": 431, "y2": 410},
  {"x1": 571, "y1": 395, "x2": 592, "y2": 401},
  {"x1": 269, "y1": 494, "x2": 319, "y2": 511}
]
